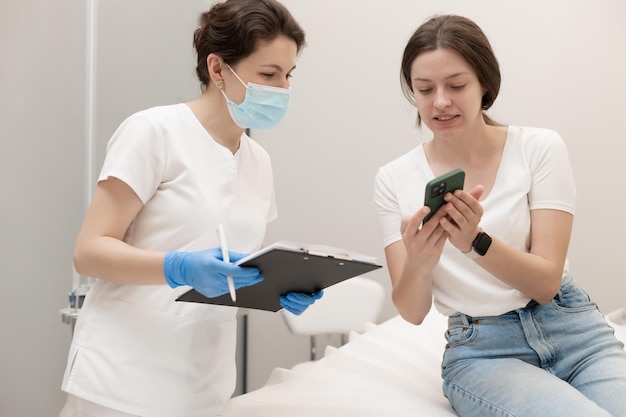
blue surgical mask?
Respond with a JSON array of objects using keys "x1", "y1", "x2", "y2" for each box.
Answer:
[{"x1": 220, "y1": 64, "x2": 291, "y2": 129}]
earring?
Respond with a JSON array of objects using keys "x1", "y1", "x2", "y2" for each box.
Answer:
[{"x1": 215, "y1": 80, "x2": 224, "y2": 89}]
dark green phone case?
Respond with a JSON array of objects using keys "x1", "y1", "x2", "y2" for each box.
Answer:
[{"x1": 422, "y1": 168, "x2": 465, "y2": 224}]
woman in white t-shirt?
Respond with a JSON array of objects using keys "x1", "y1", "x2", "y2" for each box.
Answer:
[
  {"x1": 59, "y1": 1, "x2": 322, "y2": 416},
  {"x1": 375, "y1": 14, "x2": 626, "y2": 417}
]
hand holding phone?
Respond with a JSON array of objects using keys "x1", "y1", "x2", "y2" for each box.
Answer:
[{"x1": 422, "y1": 168, "x2": 465, "y2": 224}]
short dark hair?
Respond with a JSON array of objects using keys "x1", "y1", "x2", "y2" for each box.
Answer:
[
  {"x1": 400, "y1": 15, "x2": 501, "y2": 126},
  {"x1": 193, "y1": 0, "x2": 306, "y2": 90}
]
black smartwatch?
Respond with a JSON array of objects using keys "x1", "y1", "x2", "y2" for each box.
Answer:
[{"x1": 471, "y1": 231, "x2": 492, "y2": 256}]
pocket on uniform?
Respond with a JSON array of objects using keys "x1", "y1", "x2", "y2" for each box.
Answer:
[{"x1": 62, "y1": 344, "x2": 80, "y2": 383}]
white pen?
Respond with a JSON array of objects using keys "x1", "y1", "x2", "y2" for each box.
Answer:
[{"x1": 217, "y1": 223, "x2": 237, "y2": 302}]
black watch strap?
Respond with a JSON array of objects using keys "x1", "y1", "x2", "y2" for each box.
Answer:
[{"x1": 472, "y1": 231, "x2": 492, "y2": 256}]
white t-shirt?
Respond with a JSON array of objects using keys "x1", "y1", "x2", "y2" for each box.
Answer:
[
  {"x1": 62, "y1": 103, "x2": 277, "y2": 417},
  {"x1": 374, "y1": 126, "x2": 576, "y2": 317}
]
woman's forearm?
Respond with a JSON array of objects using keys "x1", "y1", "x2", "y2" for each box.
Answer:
[{"x1": 74, "y1": 236, "x2": 166, "y2": 285}]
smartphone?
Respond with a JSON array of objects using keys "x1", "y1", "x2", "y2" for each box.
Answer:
[{"x1": 422, "y1": 168, "x2": 465, "y2": 224}]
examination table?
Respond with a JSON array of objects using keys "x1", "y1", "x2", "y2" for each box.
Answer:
[{"x1": 223, "y1": 307, "x2": 626, "y2": 417}]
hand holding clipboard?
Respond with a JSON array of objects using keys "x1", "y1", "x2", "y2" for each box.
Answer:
[{"x1": 176, "y1": 241, "x2": 382, "y2": 312}]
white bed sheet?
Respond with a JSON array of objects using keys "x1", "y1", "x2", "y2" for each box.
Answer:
[{"x1": 223, "y1": 308, "x2": 626, "y2": 417}]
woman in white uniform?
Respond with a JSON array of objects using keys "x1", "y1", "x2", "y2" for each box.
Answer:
[
  {"x1": 375, "y1": 14, "x2": 626, "y2": 417},
  {"x1": 59, "y1": 1, "x2": 321, "y2": 416}
]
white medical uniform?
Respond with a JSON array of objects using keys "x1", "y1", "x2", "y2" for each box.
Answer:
[
  {"x1": 374, "y1": 126, "x2": 576, "y2": 317},
  {"x1": 60, "y1": 103, "x2": 277, "y2": 417}
]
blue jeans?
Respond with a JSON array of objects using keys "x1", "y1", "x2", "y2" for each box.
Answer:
[{"x1": 441, "y1": 276, "x2": 626, "y2": 417}]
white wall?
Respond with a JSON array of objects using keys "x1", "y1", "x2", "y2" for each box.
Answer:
[
  {"x1": 2, "y1": 0, "x2": 626, "y2": 413},
  {"x1": 1, "y1": 1, "x2": 87, "y2": 415},
  {"x1": 92, "y1": 0, "x2": 208, "y2": 174}
]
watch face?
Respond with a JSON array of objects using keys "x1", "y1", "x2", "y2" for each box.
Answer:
[{"x1": 473, "y1": 232, "x2": 492, "y2": 256}]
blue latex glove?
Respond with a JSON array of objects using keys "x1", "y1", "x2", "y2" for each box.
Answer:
[
  {"x1": 164, "y1": 248, "x2": 263, "y2": 298},
  {"x1": 280, "y1": 290, "x2": 324, "y2": 315}
]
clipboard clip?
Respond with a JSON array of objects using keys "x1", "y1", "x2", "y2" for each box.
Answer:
[{"x1": 305, "y1": 249, "x2": 353, "y2": 261}]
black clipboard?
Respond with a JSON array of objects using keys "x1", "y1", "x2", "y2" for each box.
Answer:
[{"x1": 175, "y1": 242, "x2": 382, "y2": 312}]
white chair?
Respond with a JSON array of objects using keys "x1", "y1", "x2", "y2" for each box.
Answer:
[{"x1": 281, "y1": 276, "x2": 385, "y2": 370}]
